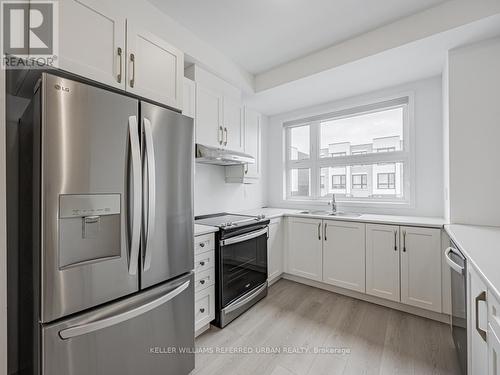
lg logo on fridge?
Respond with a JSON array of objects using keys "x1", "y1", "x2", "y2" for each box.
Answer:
[{"x1": 1, "y1": 0, "x2": 59, "y2": 69}]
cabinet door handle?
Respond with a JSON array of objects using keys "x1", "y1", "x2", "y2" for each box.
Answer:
[
  {"x1": 219, "y1": 126, "x2": 224, "y2": 145},
  {"x1": 394, "y1": 230, "x2": 398, "y2": 251},
  {"x1": 475, "y1": 291, "x2": 487, "y2": 342},
  {"x1": 199, "y1": 261, "x2": 205, "y2": 266},
  {"x1": 224, "y1": 127, "x2": 228, "y2": 146},
  {"x1": 324, "y1": 223, "x2": 327, "y2": 241},
  {"x1": 200, "y1": 308, "x2": 205, "y2": 313},
  {"x1": 117, "y1": 47, "x2": 123, "y2": 83},
  {"x1": 244, "y1": 164, "x2": 248, "y2": 174},
  {"x1": 317, "y1": 223, "x2": 321, "y2": 240},
  {"x1": 129, "y1": 53, "x2": 136, "y2": 88},
  {"x1": 199, "y1": 242, "x2": 205, "y2": 248},
  {"x1": 402, "y1": 230, "x2": 407, "y2": 252},
  {"x1": 200, "y1": 279, "x2": 206, "y2": 285}
]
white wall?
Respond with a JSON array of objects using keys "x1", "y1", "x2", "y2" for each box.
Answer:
[
  {"x1": 446, "y1": 37, "x2": 500, "y2": 226},
  {"x1": 266, "y1": 76, "x2": 444, "y2": 217},
  {"x1": 194, "y1": 116, "x2": 268, "y2": 216}
]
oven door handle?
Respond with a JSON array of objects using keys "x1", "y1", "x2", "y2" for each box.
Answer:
[
  {"x1": 220, "y1": 228, "x2": 268, "y2": 247},
  {"x1": 445, "y1": 247, "x2": 465, "y2": 274},
  {"x1": 224, "y1": 283, "x2": 268, "y2": 314}
]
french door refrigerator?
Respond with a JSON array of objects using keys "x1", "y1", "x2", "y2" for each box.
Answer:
[{"x1": 13, "y1": 73, "x2": 195, "y2": 375}]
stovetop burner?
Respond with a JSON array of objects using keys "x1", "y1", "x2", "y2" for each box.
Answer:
[{"x1": 195, "y1": 212, "x2": 267, "y2": 229}]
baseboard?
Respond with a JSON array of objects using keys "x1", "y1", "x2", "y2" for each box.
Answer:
[
  {"x1": 281, "y1": 273, "x2": 451, "y2": 324},
  {"x1": 195, "y1": 324, "x2": 211, "y2": 338},
  {"x1": 268, "y1": 274, "x2": 282, "y2": 287}
]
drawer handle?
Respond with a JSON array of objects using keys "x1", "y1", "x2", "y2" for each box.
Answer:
[
  {"x1": 200, "y1": 279, "x2": 206, "y2": 285},
  {"x1": 199, "y1": 242, "x2": 205, "y2": 248},
  {"x1": 200, "y1": 308, "x2": 205, "y2": 313},
  {"x1": 199, "y1": 261, "x2": 205, "y2": 266}
]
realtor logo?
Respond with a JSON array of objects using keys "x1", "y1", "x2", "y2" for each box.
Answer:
[{"x1": 1, "y1": 0, "x2": 58, "y2": 69}]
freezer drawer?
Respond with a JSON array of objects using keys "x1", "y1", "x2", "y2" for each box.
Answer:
[{"x1": 42, "y1": 273, "x2": 194, "y2": 375}]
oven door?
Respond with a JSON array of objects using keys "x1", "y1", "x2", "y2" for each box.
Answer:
[{"x1": 220, "y1": 227, "x2": 268, "y2": 308}]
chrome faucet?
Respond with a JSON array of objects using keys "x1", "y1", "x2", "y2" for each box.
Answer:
[{"x1": 328, "y1": 195, "x2": 337, "y2": 214}]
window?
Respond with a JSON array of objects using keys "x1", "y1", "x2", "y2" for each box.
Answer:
[
  {"x1": 377, "y1": 173, "x2": 395, "y2": 189},
  {"x1": 352, "y1": 174, "x2": 367, "y2": 189},
  {"x1": 331, "y1": 152, "x2": 346, "y2": 157},
  {"x1": 290, "y1": 168, "x2": 310, "y2": 197},
  {"x1": 289, "y1": 125, "x2": 310, "y2": 160},
  {"x1": 284, "y1": 96, "x2": 411, "y2": 204},
  {"x1": 376, "y1": 147, "x2": 396, "y2": 153},
  {"x1": 332, "y1": 175, "x2": 346, "y2": 189}
]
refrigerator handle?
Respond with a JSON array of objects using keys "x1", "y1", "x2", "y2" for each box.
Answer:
[
  {"x1": 58, "y1": 280, "x2": 190, "y2": 339},
  {"x1": 128, "y1": 116, "x2": 142, "y2": 275},
  {"x1": 143, "y1": 118, "x2": 156, "y2": 271}
]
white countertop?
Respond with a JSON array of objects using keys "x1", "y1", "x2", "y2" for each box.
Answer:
[
  {"x1": 236, "y1": 207, "x2": 446, "y2": 228},
  {"x1": 445, "y1": 224, "x2": 500, "y2": 300},
  {"x1": 194, "y1": 224, "x2": 218, "y2": 237}
]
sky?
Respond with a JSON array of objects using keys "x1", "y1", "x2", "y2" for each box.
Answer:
[{"x1": 291, "y1": 107, "x2": 404, "y2": 156}]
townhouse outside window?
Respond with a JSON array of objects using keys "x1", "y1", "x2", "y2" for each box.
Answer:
[
  {"x1": 377, "y1": 172, "x2": 396, "y2": 189},
  {"x1": 284, "y1": 96, "x2": 413, "y2": 205},
  {"x1": 352, "y1": 174, "x2": 368, "y2": 189}
]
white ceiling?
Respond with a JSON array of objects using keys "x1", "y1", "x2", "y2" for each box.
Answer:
[
  {"x1": 244, "y1": 14, "x2": 500, "y2": 115},
  {"x1": 148, "y1": 0, "x2": 447, "y2": 74}
]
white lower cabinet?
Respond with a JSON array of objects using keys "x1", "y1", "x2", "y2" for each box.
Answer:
[
  {"x1": 287, "y1": 217, "x2": 323, "y2": 281},
  {"x1": 194, "y1": 233, "x2": 215, "y2": 336},
  {"x1": 323, "y1": 221, "x2": 365, "y2": 293},
  {"x1": 470, "y1": 267, "x2": 489, "y2": 375},
  {"x1": 366, "y1": 224, "x2": 400, "y2": 302},
  {"x1": 400, "y1": 226, "x2": 442, "y2": 312},
  {"x1": 489, "y1": 325, "x2": 500, "y2": 375},
  {"x1": 285, "y1": 219, "x2": 443, "y2": 314},
  {"x1": 267, "y1": 218, "x2": 283, "y2": 282}
]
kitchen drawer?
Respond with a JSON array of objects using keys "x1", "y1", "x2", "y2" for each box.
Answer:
[
  {"x1": 489, "y1": 290, "x2": 500, "y2": 336},
  {"x1": 195, "y1": 251, "x2": 215, "y2": 274},
  {"x1": 194, "y1": 233, "x2": 215, "y2": 254},
  {"x1": 195, "y1": 287, "x2": 215, "y2": 331},
  {"x1": 195, "y1": 268, "x2": 215, "y2": 293}
]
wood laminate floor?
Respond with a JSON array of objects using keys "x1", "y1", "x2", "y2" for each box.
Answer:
[{"x1": 193, "y1": 279, "x2": 461, "y2": 375}]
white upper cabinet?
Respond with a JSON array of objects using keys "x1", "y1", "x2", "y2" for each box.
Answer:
[
  {"x1": 126, "y1": 22, "x2": 183, "y2": 109},
  {"x1": 400, "y1": 226, "x2": 442, "y2": 312},
  {"x1": 186, "y1": 65, "x2": 246, "y2": 151},
  {"x1": 243, "y1": 108, "x2": 261, "y2": 179},
  {"x1": 366, "y1": 224, "x2": 400, "y2": 302},
  {"x1": 58, "y1": 0, "x2": 184, "y2": 109},
  {"x1": 182, "y1": 77, "x2": 196, "y2": 119},
  {"x1": 268, "y1": 218, "x2": 284, "y2": 282},
  {"x1": 322, "y1": 221, "x2": 365, "y2": 293},
  {"x1": 287, "y1": 217, "x2": 323, "y2": 282},
  {"x1": 223, "y1": 96, "x2": 243, "y2": 152},
  {"x1": 195, "y1": 84, "x2": 223, "y2": 148},
  {"x1": 59, "y1": 0, "x2": 125, "y2": 89}
]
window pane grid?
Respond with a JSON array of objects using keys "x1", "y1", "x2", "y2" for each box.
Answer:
[{"x1": 285, "y1": 98, "x2": 410, "y2": 203}]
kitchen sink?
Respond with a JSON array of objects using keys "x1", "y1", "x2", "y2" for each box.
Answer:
[{"x1": 298, "y1": 210, "x2": 362, "y2": 217}]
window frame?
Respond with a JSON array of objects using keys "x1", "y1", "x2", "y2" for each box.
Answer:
[
  {"x1": 352, "y1": 174, "x2": 368, "y2": 190},
  {"x1": 377, "y1": 172, "x2": 396, "y2": 189},
  {"x1": 331, "y1": 174, "x2": 346, "y2": 189},
  {"x1": 284, "y1": 94, "x2": 415, "y2": 207}
]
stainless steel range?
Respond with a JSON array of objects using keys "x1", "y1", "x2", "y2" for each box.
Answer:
[{"x1": 195, "y1": 213, "x2": 270, "y2": 328}]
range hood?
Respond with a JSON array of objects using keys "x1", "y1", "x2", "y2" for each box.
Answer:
[{"x1": 195, "y1": 144, "x2": 255, "y2": 166}]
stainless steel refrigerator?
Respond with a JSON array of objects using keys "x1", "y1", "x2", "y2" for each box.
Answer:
[{"x1": 9, "y1": 72, "x2": 195, "y2": 375}]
